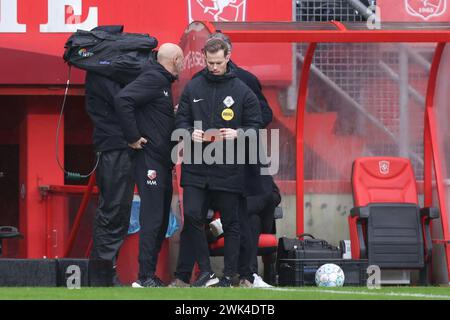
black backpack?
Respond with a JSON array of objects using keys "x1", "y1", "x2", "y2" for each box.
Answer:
[{"x1": 63, "y1": 25, "x2": 158, "y2": 85}]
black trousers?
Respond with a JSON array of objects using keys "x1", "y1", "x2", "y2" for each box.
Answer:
[
  {"x1": 237, "y1": 198, "x2": 253, "y2": 280},
  {"x1": 177, "y1": 186, "x2": 240, "y2": 279},
  {"x1": 247, "y1": 193, "x2": 276, "y2": 274},
  {"x1": 174, "y1": 193, "x2": 276, "y2": 281},
  {"x1": 175, "y1": 188, "x2": 211, "y2": 282},
  {"x1": 134, "y1": 151, "x2": 172, "y2": 279},
  {"x1": 90, "y1": 149, "x2": 135, "y2": 267},
  {"x1": 175, "y1": 196, "x2": 253, "y2": 282}
]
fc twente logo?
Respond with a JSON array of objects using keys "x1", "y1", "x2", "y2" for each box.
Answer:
[
  {"x1": 379, "y1": 160, "x2": 390, "y2": 175},
  {"x1": 188, "y1": 0, "x2": 247, "y2": 23},
  {"x1": 405, "y1": 0, "x2": 447, "y2": 20},
  {"x1": 147, "y1": 170, "x2": 157, "y2": 186}
]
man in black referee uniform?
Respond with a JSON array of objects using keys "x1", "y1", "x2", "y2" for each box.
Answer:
[
  {"x1": 114, "y1": 43, "x2": 184, "y2": 287},
  {"x1": 175, "y1": 38, "x2": 262, "y2": 287},
  {"x1": 171, "y1": 32, "x2": 274, "y2": 287}
]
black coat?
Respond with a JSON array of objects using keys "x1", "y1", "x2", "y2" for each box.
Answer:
[
  {"x1": 114, "y1": 62, "x2": 177, "y2": 167},
  {"x1": 85, "y1": 72, "x2": 128, "y2": 152},
  {"x1": 227, "y1": 61, "x2": 274, "y2": 196},
  {"x1": 176, "y1": 68, "x2": 262, "y2": 193},
  {"x1": 228, "y1": 61, "x2": 273, "y2": 128},
  {"x1": 193, "y1": 61, "x2": 273, "y2": 128}
]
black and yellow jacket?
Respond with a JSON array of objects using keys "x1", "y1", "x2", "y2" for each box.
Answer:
[{"x1": 176, "y1": 67, "x2": 262, "y2": 193}]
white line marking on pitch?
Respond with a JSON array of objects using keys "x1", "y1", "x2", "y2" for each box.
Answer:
[{"x1": 264, "y1": 287, "x2": 450, "y2": 299}]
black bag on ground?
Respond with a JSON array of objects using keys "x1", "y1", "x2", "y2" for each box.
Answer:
[
  {"x1": 63, "y1": 25, "x2": 158, "y2": 85},
  {"x1": 276, "y1": 234, "x2": 368, "y2": 286},
  {"x1": 276, "y1": 233, "x2": 342, "y2": 268}
]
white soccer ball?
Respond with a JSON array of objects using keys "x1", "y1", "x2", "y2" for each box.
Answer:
[{"x1": 315, "y1": 263, "x2": 345, "y2": 287}]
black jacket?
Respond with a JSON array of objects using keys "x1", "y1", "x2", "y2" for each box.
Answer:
[
  {"x1": 228, "y1": 61, "x2": 274, "y2": 196},
  {"x1": 176, "y1": 68, "x2": 262, "y2": 193},
  {"x1": 85, "y1": 72, "x2": 128, "y2": 152},
  {"x1": 114, "y1": 62, "x2": 177, "y2": 167},
  {"x1": 228, "y1": 61, "x2": 272, "y2": 128},
  {"x1": 193, "y1": 61, "x2": 273, "y2": 128}
]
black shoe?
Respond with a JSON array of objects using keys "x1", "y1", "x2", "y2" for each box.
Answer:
[
  {"x1": 191, "y1": 272, "x2": 219, "y2": 287},
  {"x1": 153, "y1": 275, "x2": 166, "y2": 287},
  {"x1": 132, "y1": 276, "x2": 165, "y2": 288},
  {"x1": 216, "y1": 276, "x2": 233, "y2": 287}
]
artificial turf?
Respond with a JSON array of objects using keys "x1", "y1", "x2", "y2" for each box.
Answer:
[{"x1": 0, "y1": 286, "x2": 449, "y2": 300}]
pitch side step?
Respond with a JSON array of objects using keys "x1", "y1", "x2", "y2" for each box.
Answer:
[{"x1": 0, "y1": 259, "x2": 113, "y2": 287}]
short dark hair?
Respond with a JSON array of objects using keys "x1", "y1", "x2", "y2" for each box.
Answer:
[
  {"x1": 203, "y1": 38, "x2": 229, "y2": 56},
  {"x1": 207, "y1": 32, "x2": 232, "y2": 51}
]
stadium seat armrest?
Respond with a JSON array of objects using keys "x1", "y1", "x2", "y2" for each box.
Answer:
[
  {"x1": 350, "y1": 206, "x2": 370, "y2": 219},
  {"x1": 420, "y1": 207, "x2": 440, "y2": 220},
  {"x1": 420, "y1": 208, "x2": 438, "y2": 263},
  {"x1": 356, "y1": 221, "x2": 367, "y2": 259},
  {"x1": 0, "y1": 226, "x2": 24, "y2": 239}
]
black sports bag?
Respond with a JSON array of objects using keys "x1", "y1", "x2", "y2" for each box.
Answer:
[
  {"x1": 276, "y1": 233, "x2": 342, "y2": 269},
  {"x1": 63, "y1": 25, "x2": 158, "y2": 85}
]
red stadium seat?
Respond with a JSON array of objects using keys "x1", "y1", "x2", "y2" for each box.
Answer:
[
  {"x1": 348, "y1": 157, "x2": 439, "y2": 284},
  {"x1": 209, "y1": 232, "x2": 278, "y2": 252}
]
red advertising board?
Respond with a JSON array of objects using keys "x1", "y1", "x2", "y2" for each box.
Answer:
[
  {"x1": 378, "y1": 0, "x2": 450, "y2": 22},
  {"x1": 0, "y1": 0, "x2": 292, "y2": 84}
]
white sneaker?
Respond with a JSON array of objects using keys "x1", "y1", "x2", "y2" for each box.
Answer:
[
  {"x1": 132, "y1": 281, "x2": 144, "y2": 288},
  {"x1": 252, "y1": 274, "x2": 273, "y2": 288},
  {"x1": 209, "y1": 218, "x2": 223, "y2": 237}
]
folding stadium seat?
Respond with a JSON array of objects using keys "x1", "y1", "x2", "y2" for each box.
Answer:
[
  {"x1": 208, "y1": 206, "x2": 283, "y2": 285},
  {"x1": 0, "y1": 226, "x2": 23, "y2": 257},
  {"x1": 348, "y1": 157, "x2": 439, "y2": 285}
]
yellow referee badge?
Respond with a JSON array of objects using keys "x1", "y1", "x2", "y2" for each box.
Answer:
[{"x1": 221, "y1": 108, "x2": 234, "y2": 121}]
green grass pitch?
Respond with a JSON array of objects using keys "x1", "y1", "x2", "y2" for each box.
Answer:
[{"x1": 0, "y1": 286, "x2": 449, "y2": 300}]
